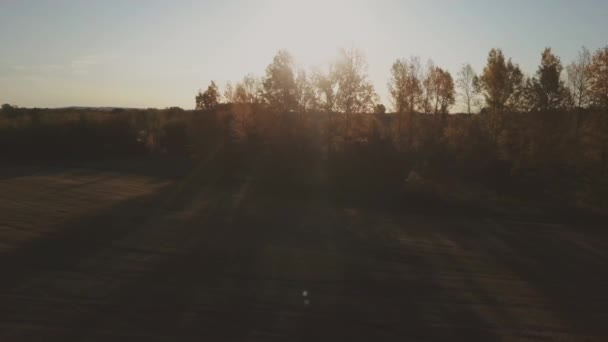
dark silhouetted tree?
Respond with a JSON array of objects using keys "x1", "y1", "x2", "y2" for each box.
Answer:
[
  {"x1": 527, "y1": 48, "x2": 570, "y2": 110},
  {"x1": 1, "y1": 103, "x2": 17, "y2": 115},
  {"x1": 504, "y1": 63, "x2": 527, "y2": 112},
  {"x1": 374, "y1": 104, "x2": 386, "y2": 114},
  {"x1": 195, "y1": 81, "x2": 221, "y2": 110}
]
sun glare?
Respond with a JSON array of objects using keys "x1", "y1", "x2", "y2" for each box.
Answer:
[{"x1": 263, "y1": 0, "x2": 368, "y2": 66}]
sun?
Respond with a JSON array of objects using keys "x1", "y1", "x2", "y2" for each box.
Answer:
[{"x1": 261, "y1": 0, "x2": 369, "y2": 66}]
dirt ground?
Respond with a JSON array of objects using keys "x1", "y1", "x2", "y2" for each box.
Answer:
[{"x1": 1, "y1": 158, "x2": 607, "y2": 341}]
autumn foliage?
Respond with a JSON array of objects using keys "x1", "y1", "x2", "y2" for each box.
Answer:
[{"x1": 2, "y1": 46, "x2": 608, "y2": 213}]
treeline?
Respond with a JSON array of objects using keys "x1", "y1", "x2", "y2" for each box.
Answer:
[
  {"x1": 2, "y1": 105, "x2": 606, "y2": 212},
  {"x1": 196, "y1": 46, "x2": 608, "y2": 115},
  {"x1": 1, "y1": 46, "x2": 607, "y2": 213}
]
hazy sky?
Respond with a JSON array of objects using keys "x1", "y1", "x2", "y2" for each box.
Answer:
[{"x1": 1, "y1": 0, "x2": 607, "y2": 109}]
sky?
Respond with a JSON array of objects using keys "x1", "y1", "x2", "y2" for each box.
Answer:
[{"x1": 1, "y1": 0, "x2": 607, "y2": 110}]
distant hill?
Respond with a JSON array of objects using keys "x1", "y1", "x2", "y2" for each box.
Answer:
[{"x1": 58, "y1": 106, "x2": 146, "y2": 111}]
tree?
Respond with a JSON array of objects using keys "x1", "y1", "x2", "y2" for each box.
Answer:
[
  {"x1": 388, "y1": 57, "x2": 423, "y2": 114},
  {"x1": 332, "y1": 48, "x2": 378, "y2": 114},
  {"x1": 587, "y1": 46, "x2": 608, "y2": 109},
  {"x1": 421, "y1": 59, "x2": 435, "y2": 113},
  {"x1": 374, "y1": 104, "x2": 386, "y2": 114},
  {"x1": 224, "y1": 81, "x2": 235, "y2": 104},
  {"x1": 232, "y1": 74, "x2": 264, "y2": 104},
  {"x1": 504, "y1": 62, "x2": 526, "y2": 112},
  {"x1": 438, "y1": 69, "x2": 456, "y2": 114},
  {"x1": 242, "y1": 74, "x2": 264, "y2": 104},
  {"x1": 408, "y1": 57, "x2": 424, "y2": 113},
  {"x1": 528, "y1": 48, "x2": 570, "y2": 110},
  {"x1": 457, "y1": 64, "x2": 478, "y2": 114},
  {"x1": 476, "y1": 48, "x2": 525, "y2": 112},
  {"x1": 263, "y1": 50, "x2": 298, "y2": 112},
  {"x1": 312, "y1": 66, "x2": 338, "y2": 112},
  {"x1": 233, "y1": 83, "x2": 249, "y2": 104},
  {"x1": 195, "y1": 81, "x2": 221, "y2": 110},
  {"x1": 424, "y1": 65, "x2": 455, "y2": 114},
  {"x1": 1, "y1": 103, "x2": 16, "y2": 112},
  {"x1": 567, "y1": 47, "x2": 592, "y2": 108},
  {"x1": 388, "y1": 59, "x2": 409, "y2": 114},
  {"x1": 295, "y1": 69, "x2": 318, "y2": 112}
]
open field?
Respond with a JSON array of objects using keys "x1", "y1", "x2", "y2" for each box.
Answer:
[{"x1": 1, "y1": 158, "x2": 607, "y2": 341}]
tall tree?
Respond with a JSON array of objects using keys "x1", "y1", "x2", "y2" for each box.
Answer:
[
  {"x1": 504, "y1": 61, "x2": 526, "y2": 112},
  {"x1": 388, "y1": 58, "x2": 409, "y2": 114},
  {"x1": 528, "y1": 48, "x2": 570, "y2": 110},
  {"x1": 421, "y1": 59, "x2": 436, "y2": 113},
  {"x1": 408, "y1": 57, "x2": 424, "y2": 112},
  {"x1": 457, "y1": 64, "x2": 478, "y2": 114},
  {"x1": 224, "y1": 81, "x2": 235, "y2": 104},
  {"x1": 388, "y1": 57, "x2": 423, "y2": 114},
  {"x1": 587, "y1": 46, "x2": 608, "y2": 109},
  {"x1": 476, "y1": 48, "x2": 525, "y2": 112},
  {"x1": 438, "y1": 69, "x2": 456, "y2": 114},
  {"x1": 295, "y1": 69, "x2": 318, "y2": 112},
  {"x1": 332, "y1": 48, "x2": 378, "y2": 114},
  {"x1": 424, "y1": 65, "x2": 455, "y2": 114},
  {"x1": 195, "y1": 81, "x2": 221, "y2": 110},
  {"x1": 263, "y1": 50, "x2": 298, "y2": 112},
  {"x1": 567, "y1": 47, "x2": 592, "y2": 108},
  {"x1": 312, "y1": 65, "x2": 338, "y2": 112}
]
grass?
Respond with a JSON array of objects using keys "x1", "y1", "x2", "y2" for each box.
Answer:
[{"x1": 0, "y1": 157, "x2": 607, "y2": 341}]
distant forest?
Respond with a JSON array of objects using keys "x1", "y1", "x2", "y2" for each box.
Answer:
[{"x1": 2, "y1": 46, "x2": 608, "y2": 214}]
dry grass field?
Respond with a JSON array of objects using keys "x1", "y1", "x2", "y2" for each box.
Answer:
[{"x1": 0, "y1": 158, "x2": 607, "y2": 341}]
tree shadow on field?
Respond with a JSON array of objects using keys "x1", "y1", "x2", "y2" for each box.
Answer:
[
  {"x1": 0, "y1": 158, "x2": 501, "y2": 341},
  {"x1": 478, "y1": 221, "x2": 608, "y2": 337}
]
